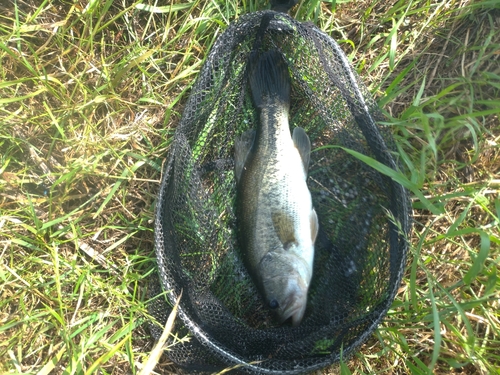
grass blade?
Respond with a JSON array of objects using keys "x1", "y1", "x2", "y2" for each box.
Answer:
[{"x1": 313, "y1": 145, "x2": 444, "y2": 215}]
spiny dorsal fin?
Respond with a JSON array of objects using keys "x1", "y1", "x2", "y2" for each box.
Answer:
[{"x1": 292, "y1": 127, "x2": 311, "y2": 174}]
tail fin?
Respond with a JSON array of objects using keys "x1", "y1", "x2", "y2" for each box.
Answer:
[{"x1": 248, "y1": 50, "x2": 291, "y2": 110}]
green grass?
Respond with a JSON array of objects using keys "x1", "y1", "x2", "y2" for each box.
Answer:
[{"x1": 0, "y1": 0, "x2": 499, "y2": 374}]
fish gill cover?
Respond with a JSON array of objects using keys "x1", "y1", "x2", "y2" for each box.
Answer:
[{"x1": 150, "y1": 9, "x2": 411, "y2": 375}]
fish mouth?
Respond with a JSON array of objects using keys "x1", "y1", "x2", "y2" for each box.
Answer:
[{"x1": 281, "y1": 293, "x2": 307, "y2": 326}]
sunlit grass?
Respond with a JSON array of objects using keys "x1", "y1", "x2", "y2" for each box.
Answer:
[{"x1": 0, "y1": 0, "x2": 498, "y2": 374}]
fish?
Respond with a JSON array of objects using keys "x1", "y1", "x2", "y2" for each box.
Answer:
[{"x1": 235, "y1": 50, "x2": 319, "y2": 326}]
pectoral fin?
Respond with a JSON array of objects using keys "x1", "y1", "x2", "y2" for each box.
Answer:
[
  {"x1": 310, "y1": 208, "x2": 319, "y2": 243},
  {"x1": 271, "y1": 211, "x2": 296, "y2": 250},
  {"x1": 234, "y1": 129, "x2": 255, "y2": 183},
  {"x1": 292, "y1": 127, "x2": 311, "y2": 174}
]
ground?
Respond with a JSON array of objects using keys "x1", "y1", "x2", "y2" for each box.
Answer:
[{"x1": 0, "y1": 0, "x2": 498, "y2": 374}]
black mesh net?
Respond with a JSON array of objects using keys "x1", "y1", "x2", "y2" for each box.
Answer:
[{"x1": 150, "y1": 10, "x2": 411, "y2": 374}]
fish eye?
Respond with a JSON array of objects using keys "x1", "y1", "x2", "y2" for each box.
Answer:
[{"x1": 269, "y1": 299, "x2": 279, "y2": 309}]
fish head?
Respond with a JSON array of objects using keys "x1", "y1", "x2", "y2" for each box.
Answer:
[{"x1": 259, "y1": 252, "x2": 311, "y2": 326}]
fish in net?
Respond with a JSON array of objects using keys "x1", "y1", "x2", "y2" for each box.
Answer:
[{"x1": 149, "y1": 8, "x2": 411, "y2": 375}]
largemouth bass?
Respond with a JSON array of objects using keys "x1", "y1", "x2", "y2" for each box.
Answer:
[{"x1": 235, "y1": 50, "x2": 318, "y2": 326}]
